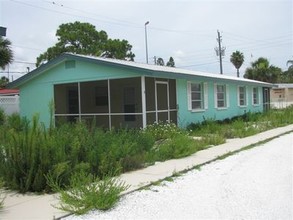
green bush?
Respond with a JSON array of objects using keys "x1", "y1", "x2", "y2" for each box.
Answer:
[
  {"x1": 0, "y1": 108, "x2": 5, "y2": 125},
  {"x1": 47, "y1": 171, "x2": 129, "y2": 215},
  {"x1": 0, "y1": 178, "x2": 5, "y2": 209},
  {"x1": 145, "y1": 122, "x2": 186, "y2": 140}
]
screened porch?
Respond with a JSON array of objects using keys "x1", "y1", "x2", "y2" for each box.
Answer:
[{"x1": 54, "y1": 77, "x2": 177, "y2": 129}]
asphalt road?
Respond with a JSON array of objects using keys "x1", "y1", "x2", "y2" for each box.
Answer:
[{"x1": 66, "y1": 133, "x2": 293, "y2": 220}]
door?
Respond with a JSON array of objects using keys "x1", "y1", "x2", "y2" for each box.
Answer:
[
  {"x1": 155, "y1": 81, "x2": 169, "y2": 123},
  {"x1": 263, "y1": 87, "x2": 270, "y2": 111}
]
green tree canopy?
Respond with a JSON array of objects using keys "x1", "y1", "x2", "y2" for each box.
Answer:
[
  {"x1": 287, "y1": 60, "x2": 293, "y2": 70},
  {"x1": 244, "y1": 57, "x2": 282, "y2": 83},
  {"x1": 0, "y1": 76, "x2": 9, "y2": 88},
  {"x1": 280, "y1": 60, "x2": 293, "y2": 83},
  {"x1": 166, "y1": 57, "x2": 175, "y2": 67},
  {"x1": 36, "y1": 21, "x2": 135, "y2": 67},
  {"x1": 0, "y1": 36, "x2": 13, "y2": 70},
  {"x1": 102, "y1": 39, "x2": 135, "y2": 60},
  {"x1": 230, "y1": 51, "x2": 244, "y2": 77}
]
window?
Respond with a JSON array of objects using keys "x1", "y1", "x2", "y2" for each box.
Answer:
[
  {"x1": 187, "y1": 82, "x2": 208, "y2": 111},
  {"x1": 216, "y1": 84, "x2": 227, "y2": 108},
  {"x1": 253, "y1": 87, "x2": 259, "y2": 105},
  {"x1": 238, "y1": 86, "x2": 247, "y2": 106}
]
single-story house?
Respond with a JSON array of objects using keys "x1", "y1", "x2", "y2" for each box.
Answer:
[
  {"x1": 270, "y1": 83, "x2": 293, "y2": 109},
  {"x1": 7, "y1": 53, "x2": 272, "y2": 129}
]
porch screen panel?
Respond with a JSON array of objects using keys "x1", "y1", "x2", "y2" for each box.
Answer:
[
  {"x1": 80, "y1": 80, "x2": 109, "y2": 114},
  {"x1": 169, "y1": 79, "x2": 177, "y2": 109},
  {"x1": 145, "y1": 77, "x2": 155, "y2": 111},
  {"x1": 110, "y1": 78, "x2": 142, "y2": 113},
  {"x1": 81, "y1": 115, "x2": 109, "y2": 129},
  {"x1": 54, "y1": 83, "x2": 79, "y2": 123},
  {"x1": 54, "y1": 83, "x2": 78, "y2": 114},
  {"x1": 156, "y1": 83, "x2": 168, "y2": 110}
]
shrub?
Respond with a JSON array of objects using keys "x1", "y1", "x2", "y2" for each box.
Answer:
[
  {"x1": 0, "y1": 178, "x2": 5, "y2": 209},
  {"x1": 0, "y1": 117, "x2": 154, "y2": 192},
  {"x1": 0, "y1": 108, "x2": 5, "y2": 125},
  {"x1": 47, "y1": 171, "x2": 129, "y2": 215},
  {"x1": 145, "y1": 122, "x2": 186, "y2": 140}
]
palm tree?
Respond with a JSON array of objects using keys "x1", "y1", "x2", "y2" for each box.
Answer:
[
  {"x1": 286, "y1": 60, "x2": 293, "y2": 69},
  {"x1": 244, "y1": 57, "x2": 282, "y2": 83},
  {"x1": 0, "y1": 36, "x2": 13, "y2": 70},
  {"x1": 230, "y1": 51, "x2": 244, "y2": 77}
]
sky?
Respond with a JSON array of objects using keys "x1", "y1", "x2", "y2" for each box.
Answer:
[{"x1": 0, "y1": 0, "x2": 292, "y2": 81}]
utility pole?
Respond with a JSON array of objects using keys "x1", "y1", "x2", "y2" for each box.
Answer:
[
  {"x1": 215, "y1": 30, "x2": 226, "y2": 74},
  {"x1": 145, "y1": 21, "x2": 149, "y2": 64}
]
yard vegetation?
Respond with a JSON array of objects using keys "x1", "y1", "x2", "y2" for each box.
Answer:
[{"x1": 0, "y1": 106, "x2": 292, "y2": 213}]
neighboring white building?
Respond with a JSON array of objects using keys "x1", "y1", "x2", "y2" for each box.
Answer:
[
  {"x1": 270, "y1": 84, "x2": 293, "y2": 109},
  {"x1": 0, "y1": 89, "x2": 20, "y2": 115}
]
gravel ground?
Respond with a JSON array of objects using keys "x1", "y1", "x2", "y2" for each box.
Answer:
[{"x1": 65, "y1": 133, "x2": 293, "y2": 220}]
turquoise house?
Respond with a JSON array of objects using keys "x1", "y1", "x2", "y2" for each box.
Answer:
[{"x1": 8, "y1": 53, "x2": 271, "y2": 129}]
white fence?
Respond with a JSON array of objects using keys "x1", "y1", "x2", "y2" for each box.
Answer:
[
  {"x1": 270, "y1": 100, "x2": 293, "y2": 109},
  {"x1": 0, "y1": 95, "x2": 20, "y2": 115}
]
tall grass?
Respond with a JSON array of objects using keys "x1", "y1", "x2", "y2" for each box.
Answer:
[
  {"x1": 0, "y1": 107, "x2": 292, "y2": 193},
  {"x1": 189, "y1": 107, "x2": 293, "y2": 139},
  {"x1": 0, "y1": 115, "x2": 155, "y2": 192}
]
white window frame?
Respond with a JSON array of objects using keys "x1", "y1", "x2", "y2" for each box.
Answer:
[
  {"x1": 252, "y1": 87, "x2": 260, "y2": 105},
  {"x1": 187, "y1": 82, "x2": 208, "y2": 112},
  {"x1": 238, "y1": 86, "x2": 247, "y2": 107},
  {"x1": 214, "y1": 83, "x2": 229, "y2": 109}
]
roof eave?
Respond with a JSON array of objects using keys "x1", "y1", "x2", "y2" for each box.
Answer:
[{"x1": 6, "y1": 53, "x2": 70, "y2": 89}]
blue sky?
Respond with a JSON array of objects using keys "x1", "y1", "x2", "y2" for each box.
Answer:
[{"x1": 1, "y1": 0, "x2": 292, "y2": 81}]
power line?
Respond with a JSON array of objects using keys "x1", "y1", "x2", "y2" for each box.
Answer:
[{"x1": 13, "y1": 60, "x2": 36, "y2": 65}]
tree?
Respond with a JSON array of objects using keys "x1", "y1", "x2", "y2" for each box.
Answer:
[
  {"x1": 0, "y1": 76, "x2": 9, "y2": 88},
  {"x1": 166, "y1": 57, "x2": 175, "y2": 67},
  {"x1": 102, "y1": 39, "x2": 134, "y2": 61},
  {"x1": 287, "y1": 60, "x2": 293, "y2": 70},
  {"x1": 230, "y1": 51, "x2": 244, "y2": 77},
  {"x1": 36, "y1": 21, "x2": 135, "y2": 67},
  {"x1": 156, "y1": 57, "x2": 165, "y2": 66},
  {"x1": 280, "y1": 60, "x2": 293, "y2": 83},
  {"x1": 280, "y1": 69, "x2": 293, "y2": 83},
  {"x1": 0, "y1": 36, "x2": 13, "y2": 70},
  {"x1": 244, "y1": 57, "x2": 282, "y2": 83}
]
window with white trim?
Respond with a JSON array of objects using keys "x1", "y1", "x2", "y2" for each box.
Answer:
[
  {"x1": 238, "y1": 86, "x2": 247, "y2": 106},
  {"x1": 187, "y1": 82, "x2": 208, "y2": 111},
  {"x1": 215, "y1": 84, "x2": 229, "y2": 108},
  {"x1": 253, "y1": 87, "x2": 259, "y2": 105}
]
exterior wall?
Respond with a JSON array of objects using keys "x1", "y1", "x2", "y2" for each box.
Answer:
[
  {"x1": 176, "y1": 78, "x2": 264, "y2": 127},
  {"x1": 19, "y1": 60, "x2": 142, "y2": 126},
  {"x1": 270, "y1": 87, "x2": 293, "y2": 108}
]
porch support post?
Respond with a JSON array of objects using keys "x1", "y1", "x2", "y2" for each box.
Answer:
[
  {"x1": 141, "y1": 76, "x2": 147, "y2": 128},
  {"x1": 108, "y1": 79, "x2": 112, "y2": 130},
  {"x1": 78, "y1": 82, "x2": 81, "y2": 122}
]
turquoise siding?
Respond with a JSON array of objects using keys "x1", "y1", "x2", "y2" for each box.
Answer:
[
  {"x1": 19, "y1": 60, "x2": 142, "y2": 126},
  {"x1": 176, "y1": 79, "x2": 263, "y2": 127}
]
